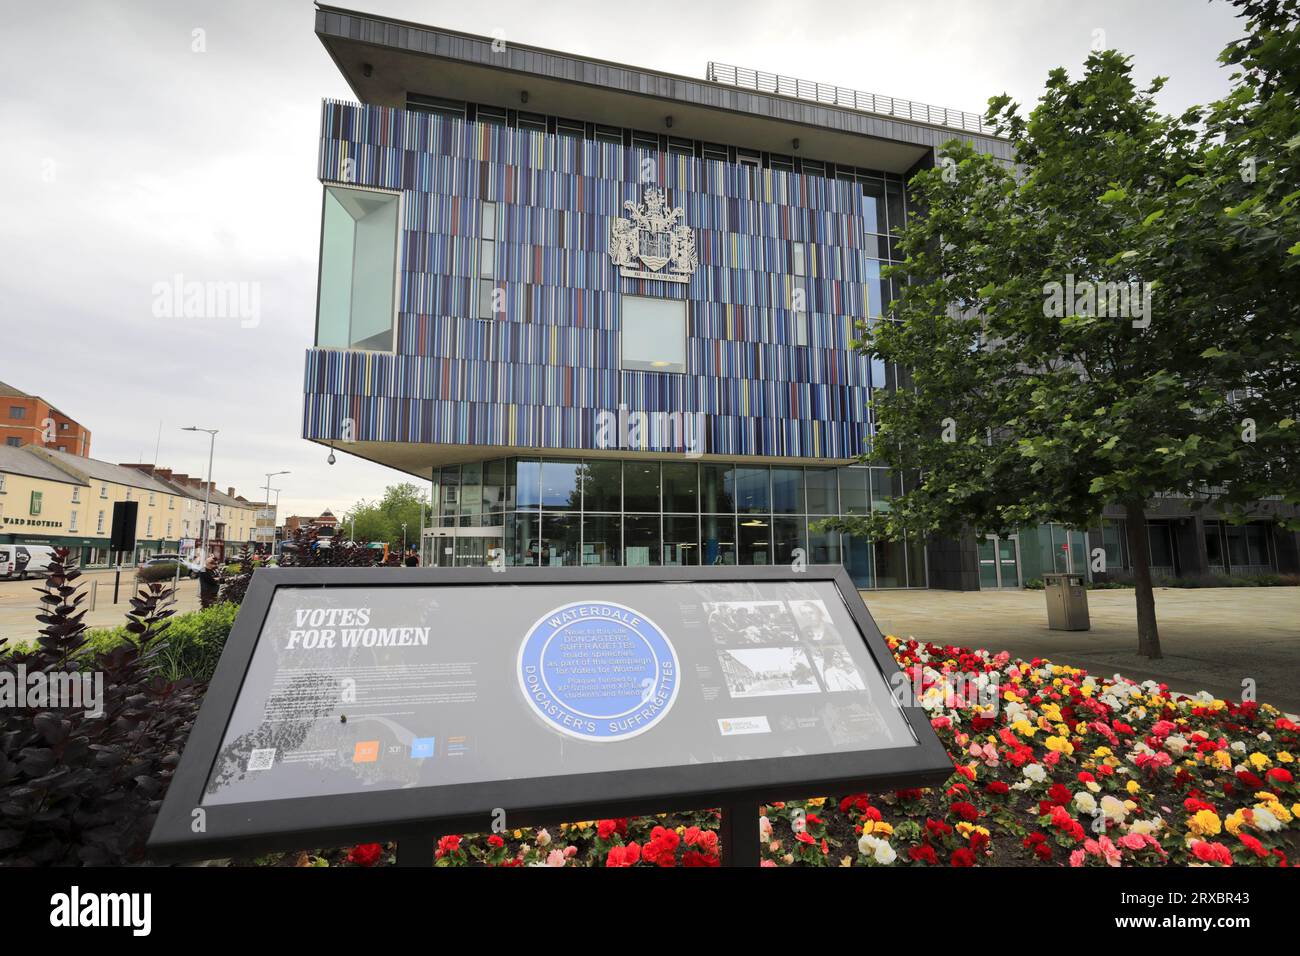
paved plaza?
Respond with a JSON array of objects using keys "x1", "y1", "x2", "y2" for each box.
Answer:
[{"x1": 862, "y1": 586, "x2": 1300, "y2": 715}]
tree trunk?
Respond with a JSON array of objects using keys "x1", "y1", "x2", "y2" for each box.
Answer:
[{"x1": 1123, "y1": 501, "x2": 1162, "y2": 659}]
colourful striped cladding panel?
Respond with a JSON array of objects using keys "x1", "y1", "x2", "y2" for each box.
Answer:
[{"x1": 306, "y1": 100, "x2": 892, "y2": 461}]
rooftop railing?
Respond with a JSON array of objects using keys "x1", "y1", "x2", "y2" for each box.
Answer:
[{"x1": 705, "y1": 62, "x2": 997, "y2": 137}]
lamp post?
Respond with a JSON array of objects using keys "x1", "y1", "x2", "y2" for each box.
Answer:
[
  {"x1": 270, "y1": 487, "x2": 283, "y2": 559},
  {"x1": 263, "y1": 470, "x2": 289, "y2": 559},
  {"x1": 401, "y1": 522, "x2": 408, "y2": 557},
  {"x1": 182, "y1": 426, "x2": 218, "y2": 562}
]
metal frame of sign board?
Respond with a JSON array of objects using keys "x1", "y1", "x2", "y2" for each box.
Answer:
[{"x1": 148, "y1": 565, "x2": 955, "y2": 864}]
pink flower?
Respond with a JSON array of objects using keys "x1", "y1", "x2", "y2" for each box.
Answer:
[{"x1": 546, "y1": 849, "x2": 566, "y2": 867}]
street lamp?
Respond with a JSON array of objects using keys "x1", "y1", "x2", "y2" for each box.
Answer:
[
  {"x1": 401, "y1": 522, "x2": 408, "y2": 556},
  {"x1": 182, "y1": 426, "x2": 218, "y2": 562},
  {"x1": 263, "y1": 470, "x2": 289, "y2": 558}
]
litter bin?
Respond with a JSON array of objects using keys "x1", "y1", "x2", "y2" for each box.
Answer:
[{"x1": 1043, "y1": 573, "x2": 1090, "y2": 631}]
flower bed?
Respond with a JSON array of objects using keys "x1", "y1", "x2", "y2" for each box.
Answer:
[{"x1": 322, "y1": 636, "x2": 1298, "y2": 868}]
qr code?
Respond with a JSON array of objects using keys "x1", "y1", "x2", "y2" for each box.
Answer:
[{"x1": 247, "y1": 748, "x2": 276, "y2": 772}]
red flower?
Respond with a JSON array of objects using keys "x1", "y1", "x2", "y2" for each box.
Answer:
[
  {"x1": 346, "y1": 843, "x2": 383, "y2": 867},
  {"x1": 986, "y1": 780, "x2": 1009, "y2": 795},
  {"x1": 435, "y1": 835, "x2": 462, "y2": 859},
  {"x1": 605, "y1": 842, "x2": 641, "y2": 867},
  {"x1": 950, "y1": 801, "x2": 980, "y2": 822},
  {"x1": 681, "y1": 850, "x2": 720, "y2": 867},
  {"x1": 950, "y1": 848, "x2": 976, "y2": 867},
  {"x1": 908, "y1": 844, "x2": 938, "y2": 865},
  {"x1": 1266, "y1": 767, "x2": 1292, "y2": 785},
  {"x1": 487, "y1": 834, "x2": 504, "y2": 848},
  {"x1": 1047, "y1": 783, "x2": 1072, "y2": 806}
]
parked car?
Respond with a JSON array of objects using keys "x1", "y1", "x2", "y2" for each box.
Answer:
[
  {"x1": 0, "y1": 544, "x2": 58, "y2": 580},
  {"x1": 136, "y1": 554, "x2": 191, "y2": 580}
]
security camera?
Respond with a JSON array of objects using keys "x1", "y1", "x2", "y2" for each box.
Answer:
[{"x1": 327, "y1": 448, "x2": 336, "y2": 465}]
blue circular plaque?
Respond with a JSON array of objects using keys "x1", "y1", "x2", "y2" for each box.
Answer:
[{"x1": 518, "y1": 601, "x2": 679, "y2": 742}]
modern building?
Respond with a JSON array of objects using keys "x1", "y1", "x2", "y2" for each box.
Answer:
[
  {"x1": 0, "y1": 380, "x2": 91, "y2": 457},
  {"x1": 301, "y1": 7, "x2": 1298, "y2": 587}
]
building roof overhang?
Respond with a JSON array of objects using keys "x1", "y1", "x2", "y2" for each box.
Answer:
[{"x1": 314, "y1": 5, "x2": 1012, "y2": 176}]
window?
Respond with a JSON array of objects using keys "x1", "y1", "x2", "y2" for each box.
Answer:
[
  {"x1": 768, "y1": 153, "x2": 794, "y2": 173},
  {"x1": 0, "y1": 474, "x2": 5, "y2": 493},
  {"x1": 9, "y1": 406, "x2": 25, "y2": 419},
  {"x1": 125, "y1": 488, "x2": 132, "y2": 501},
  {"x1": 516, "y1": 111, "x2": 546, "y2": 132},
  {"x1": 5, "y1": 437, "x2": 19, "y2": 447},
  {"x1": 316, "y1": 185, "x2": 399, "y2": 351},
  {"x1": 621, "y1": 296, "x2": 686, "y2": 373},
  {"x1": 667, "y1": 137, "x2": 693, "y2": 157},
  {"x1": 479, "y1": 279, "x2": 498, "y2": 320},
  {"x1": 69, "y1": 510, "x2": 78, "y2": 532},
  {"x1": 168, "y1": 496, "x2": 174, "y2": 509},
  {"x1": 555, "y1": 117, "x2": 585, "y2": 138},
  {"x1": 97, "y1": 510, "x2": 105, "y2": 533},
  {"x1": 800, "y1": 158, "x2": 826, "y2": 178},
  {"x1": 631, "y1": 130, "x2": 659, "y2": 151},
  {"x1": 147, "y1": 516, "x2": 153, "y2": 537},
  {"x1": 166, "y1": 519, "x2": 173, "y2": 537},
  {"x1": 480, "y1": 200, "x2": 496, "y2": 280},
  {"x1": 59, "y1": 422, "x2": 69, "y2": 431},
  {"x1": 100, "y1": 483, "x2": 108, "y2": 498},
  {"x1": 476, "y1": 105, "x2": 508, "y2": 126},
  {"x1": 30, "y1": 491, "x2": 42, "y2": 515},
  {"x1": 71, "y1": 486, "x2": 80, "y2": 503},
  {"x1": 149, "y1": 492, "x2": 155, "y2": 506},
  {"x1": 406, "y1": 94, "x2": 466, "y2": 119},
  {"x1": 594, "y1": 125, "x2": 622, "y2": 145},
  {"x1": 701, "y1": 142, "x2": 728, "y2": 163}
]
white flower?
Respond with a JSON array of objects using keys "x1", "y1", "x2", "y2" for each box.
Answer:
[
  {"x1": 1231, "y1": 741, "x2": 1247, "y2": 754},
  {"x1": 1164, "y1": 735, "x2": 1189, "y2": 756},
  {"x1": 759, "y1": 815, "x2": 772, "y2": 843},
  {"x1": 873, "y1": 841, "x2": 897, "y2": 865},
  {"x1": 535, "y1": 828, "x2": 551, "y2": 847},
  {"x1": 1253, "y1": 807, "x2": 1282, "y2": 832},
  {"x1": 1100, "y1": 795, "x2": 1129, "y2": 823},
  {"x1": 1073, "y1": 792, "x2": 1098, "y2": 815},
  {"x1": 1023, "y1": 763, "x2": 1046, "y2": 783}
]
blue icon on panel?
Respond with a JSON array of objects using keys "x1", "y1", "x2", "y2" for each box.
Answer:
[{"x1": 411, "y1": 737, "x2": 436, "y2": 759}]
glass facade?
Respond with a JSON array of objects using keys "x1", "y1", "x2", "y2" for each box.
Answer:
[{"x1": 426, "y1": 457, "x2": 927, "y2": 587}]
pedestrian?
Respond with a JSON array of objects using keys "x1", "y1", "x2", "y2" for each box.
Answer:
[
  {"x1": 404, "y1": 548, "x2": 419, "y2": 567},
  {"x1": 198, "y1": 554, "x2": 221, "y2": 608}
]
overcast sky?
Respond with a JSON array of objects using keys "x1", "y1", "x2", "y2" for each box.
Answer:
[{"x1": 0, "y1": 0, "x2": 1247, "y2": 521}]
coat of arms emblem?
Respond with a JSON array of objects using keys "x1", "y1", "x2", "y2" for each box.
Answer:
[{"x1": 609, "y1": 185, "x2": 697, "y2": 283}]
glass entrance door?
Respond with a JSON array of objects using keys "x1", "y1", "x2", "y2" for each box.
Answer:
[{"x1": 978, "y1": 535, "x2": 1021, "y2": 588}]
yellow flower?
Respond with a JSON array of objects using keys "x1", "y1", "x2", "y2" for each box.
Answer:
[
  {"x1": 862, "y1": 820, "x2": 893, "y2": 837},
  {"x1": 806, "y1": 797, "x2": 827, "y2": 808},
  {"x1": 1126, "y1": 780, "x2": 1141, "y2": 796},
  {"x1": 1041, "y1": 703, "x2": 1063, "y2": 723},
  {"x1": 1225, "y1": 810, "x2": 1247, "y2": 836},
  {"x1": 1248, "y1": 752, "x2": 1271, "y2": 771},
  {"x1": 1255, "y1": 791, "x2": 1280, "y2": 805},
  {"x1": 1011, "y1": 719, "x2": 1037, "y2": 738},
  {"x1": 1292, "y1": 803, "x2": 1300, "y2": 820},
  {"x1": 1212, "y1": 750, "x2": 1233, "y2": 770},
  {"x1": 1188, "y1": 809, "x2": 1222, "y2": 837},
  {"x1": 840, "y1": 856, "x2": 854, "y2": 867},
  {"x1": 1044, "y1": 735, "x2": 1074, "y2": 756},
  {"x1": 1093, "y1": 746, "x2": 1113, "y2": 759},
  {"x1": 1278, "y1": 751, "x2": 1293, "y2": 764}
]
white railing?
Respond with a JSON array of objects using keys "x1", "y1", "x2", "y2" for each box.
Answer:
[{"x1": 705, "y1": 62, "x2": 997, "y2": 136}]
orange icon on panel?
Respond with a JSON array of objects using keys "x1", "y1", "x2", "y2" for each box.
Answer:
[{"x1": 353, "y1": 740, "x2": 380, "y2": 763}]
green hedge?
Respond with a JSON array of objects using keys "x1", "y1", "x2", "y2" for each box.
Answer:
[{"x1": 84, "y1": 601, "x2": 239, "y2": 683}]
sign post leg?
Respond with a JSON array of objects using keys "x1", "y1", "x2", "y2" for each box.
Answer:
[
  {"x1": 395, "y1": 834, "x2": 432, "y2": 867},
  {"x1": 719, "y1": 801, "x2": 761, "y2": 867}
]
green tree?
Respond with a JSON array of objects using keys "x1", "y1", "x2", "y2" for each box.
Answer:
[
  {"x1": 342, "y1": 482, "x2": 429, "y2": 549},
  {"x1": 831, "y1": 3, "x2": 1299, "y2": 660}
]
